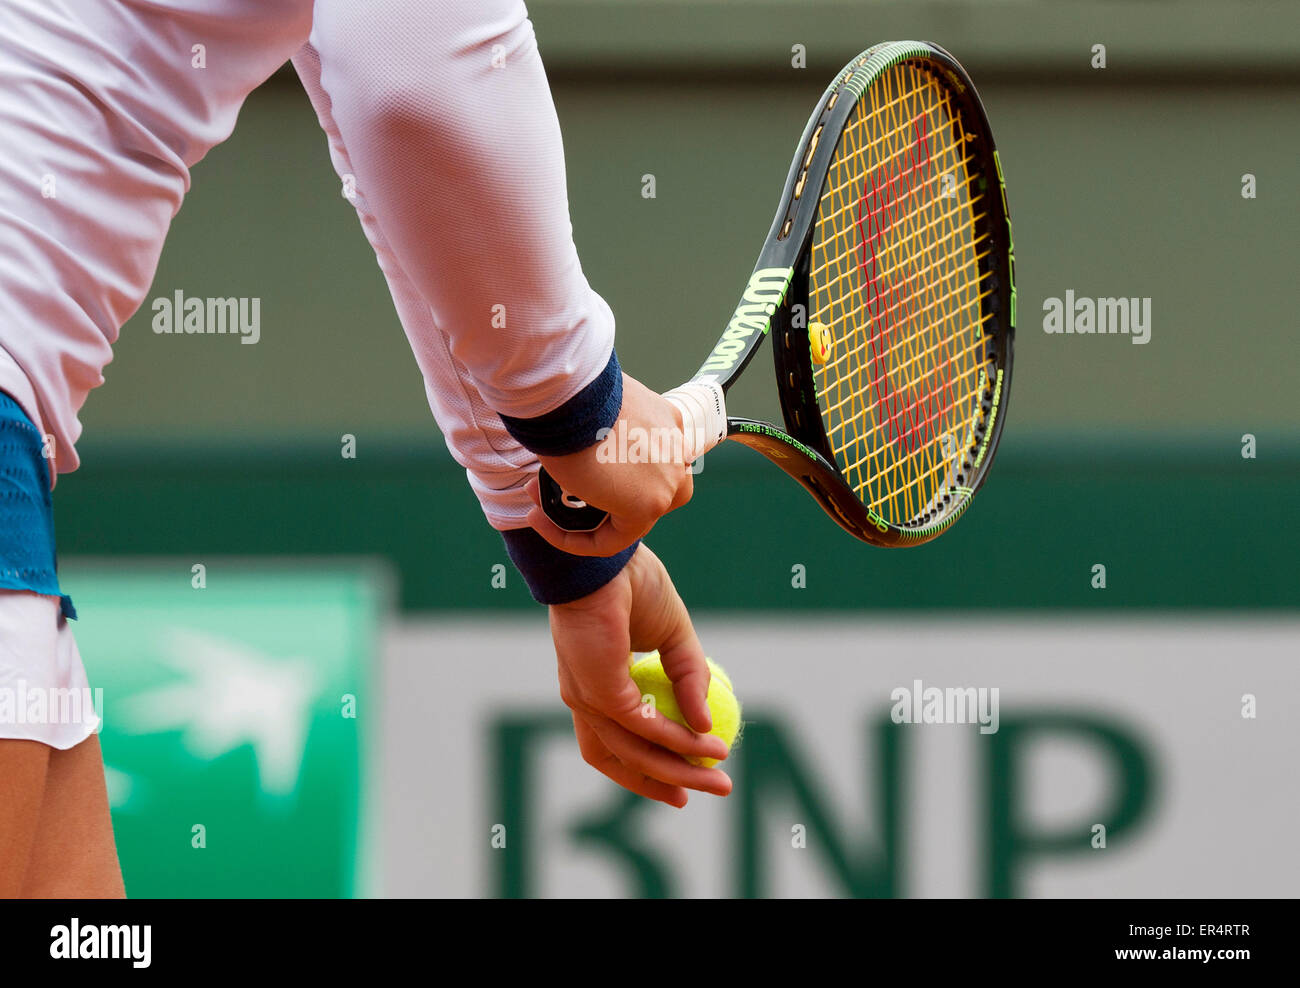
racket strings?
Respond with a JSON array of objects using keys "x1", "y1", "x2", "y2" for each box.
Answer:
[
  {"x1": 821, "y1": 306, "x2": 992, "y2": 424},
  {"x1": 815, "y1": 80, "x2": 957, "y2": 200},
  {"x1": 832, "y1": 323, "x2": 992, "y2": 480},
  {"x1": 827, "y1": 328, "x2": 991, "y2": 485},
  {"x1": 816, "y1": 262, "x2": 993, "y2": 398},
  {"x1": 809, "y1": 61, "x2": 991, "y2": 525},
  {"x1": 811, "y1": 218, "x2": 993, "y2": 377},
  {"x1": 809, "y1": 193, "x2": 987, "y2": 303},
  {"x1": 817, "y1": 251, "x2": 995, "y2": 415},
  {"x1": 817, "y1": 261, "x2": 993, "y2": 422}
]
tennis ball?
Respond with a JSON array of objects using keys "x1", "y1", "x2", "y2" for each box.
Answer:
[{"x1": 629, "y1": 651, "x2": 742, "y2": 767}]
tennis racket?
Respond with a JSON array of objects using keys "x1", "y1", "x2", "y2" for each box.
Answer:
[{"x1": 540, "y1": 40, "x2": 1015, "y2": 546}]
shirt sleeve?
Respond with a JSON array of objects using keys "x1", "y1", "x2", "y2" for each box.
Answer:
[
  {"x1": 296, "y1": 0, "x2": 617, "y2": 423},
  {"x1": 292, "y1": 0, "x2": 630, "y2": 601}
]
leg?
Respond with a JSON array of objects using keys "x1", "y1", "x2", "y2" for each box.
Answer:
[
  {"x1": 0, "y1": 739, "x2": 50, "y2": 897},
  {"x1": 21, "y1": 733, "x2": 125, "y2": 898},
  {"x1": 0, "y1": 397, "x2": 120, "y2": 895}
]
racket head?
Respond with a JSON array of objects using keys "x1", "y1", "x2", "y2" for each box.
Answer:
[{"x1": 750, "y1": 41, "x2": 1015, "y2": 546}]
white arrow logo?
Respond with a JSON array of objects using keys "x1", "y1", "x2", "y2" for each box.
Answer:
[{"x1": 117, "y1": 627, "x2": 322, "y2": 797}]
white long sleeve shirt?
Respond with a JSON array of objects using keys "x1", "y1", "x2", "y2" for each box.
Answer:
[{"x1": 0, "y1": 0, "x2": 614, "y2": 530}]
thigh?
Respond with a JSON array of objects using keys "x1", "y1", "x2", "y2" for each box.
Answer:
[
  {"x1": 21, "y1": 732, "x2": 124, "y2": 898},
  {"x1": 0, "y1": 739, "x2": 50, "y2": 896},
  {"x1": 0, "y1": 590, "x2": 119, "y2": 896}
]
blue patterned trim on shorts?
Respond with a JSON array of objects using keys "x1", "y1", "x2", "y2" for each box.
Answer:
[{"x1": 0, "y1": 391, "x2": 75, "y2": 619}]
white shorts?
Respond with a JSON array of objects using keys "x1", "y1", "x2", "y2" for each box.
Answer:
[{"x1": 0, "y1": 589, "x2": 99, "y2": 749}]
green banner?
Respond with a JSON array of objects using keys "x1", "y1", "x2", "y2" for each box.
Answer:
[{"x1": 62, "y1": 560, "x2": 386, "y2": 898}]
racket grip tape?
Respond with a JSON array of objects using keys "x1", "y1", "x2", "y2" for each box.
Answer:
[
  {"x1": 663, "y1": 380, "x2": 727, "y2": 462},
  {"x1": 538, "y1": 380, "x2": 728, "y2": 533}
]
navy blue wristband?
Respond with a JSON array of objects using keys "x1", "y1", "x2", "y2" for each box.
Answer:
[
  {"x1": 498, "y1": 349, "x2": 622, "y2": 457},
  {"x1": 501, "y1": 527, "x2": 637, "y2": 605}
]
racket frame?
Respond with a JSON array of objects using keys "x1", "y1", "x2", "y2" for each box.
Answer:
[
  {"x1": 692, "y1": 40, "x2": 1016, "y2": 546},
  {"x1": 537, "y1": 41, "x2": 1015, "y2": 545}
]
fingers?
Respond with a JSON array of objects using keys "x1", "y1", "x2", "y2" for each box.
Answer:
[
  {"x1": 523, "y1": 445, "x2": 696, "y2": 556},
  {"x1": 550, "y1": 540, "x2": 732, "y2": 806},
  {"x1": 575, "y1": 712, "x2": 731, "y2": 804},
  {"x1": 624, "y1": 546, "x2": 713, "y2": 736},
  {"x1": 669, "y1": 470, "x2": 694, "y2": 511},
  {"x1": 657, "y1": 636, "x2": 713, "y2": 737},
  {"x1": 525, "y1": 501, "x2": 647, "y2": 557},
  {"x1": 592, "y1": 717, "x2": 731, "y2": 796},
  {"x1": 609, "y1": 691, "x2": 728, "y2": 763},
  {"x1": 525, "y1": 474, "x2": 660, "y2": 556},
  {"x1": 563, "y1": 622, "x2": 725, "y2": 763},
  {"x1": 573, "y1": 717, "x2": 688, "y2": 807}
]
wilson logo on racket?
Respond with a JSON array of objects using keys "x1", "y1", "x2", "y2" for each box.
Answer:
[{"x1": 699, "y1": 267, "x2": 793, "y2": 375}]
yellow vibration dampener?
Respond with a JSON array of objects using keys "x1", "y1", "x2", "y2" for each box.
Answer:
[{"x1": 809, "y1": 321, "x2": 834, "y2": 364}]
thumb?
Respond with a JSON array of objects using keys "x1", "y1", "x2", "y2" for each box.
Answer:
[
  {"x1": 626, "y1": 547, "x2": 712, "y2": 735},
  {"x1": 659, "y1": 633, "x2": 713, "y2": 736}
]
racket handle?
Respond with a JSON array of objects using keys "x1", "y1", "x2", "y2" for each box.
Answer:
[
  {"x1": 664, "y1": 380, "x2": 728, "y2": 461},
  {"x1": 538, "y1": 467, "x2": 609, "y2": 532},
  {"x1": 537, "y1": 380, "x2": 728, "y2": 533}
]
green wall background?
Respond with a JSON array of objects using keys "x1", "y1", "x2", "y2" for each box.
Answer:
[
  {"x1": 57, "y1": 1, "x2": 1299, "y2": 611},
  {"x1": 56, "y1": 436, "x2": 1300, "y2": 612}
]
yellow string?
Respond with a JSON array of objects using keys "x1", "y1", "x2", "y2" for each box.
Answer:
[{"x1": 809, "y1": 62, "x2": 988, "y2": 524}]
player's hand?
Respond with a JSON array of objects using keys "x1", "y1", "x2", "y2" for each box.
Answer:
[
  {"x1": 526, "y1": 374, "x2": 693, "y2": 556},
  {"x1": 549, "y1": 542, "x2": 732, "y2": 807}
]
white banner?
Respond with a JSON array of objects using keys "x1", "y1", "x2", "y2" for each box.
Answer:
[{"x1": 374, "y1": 616, "x2": 1300, "y2": 898}]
